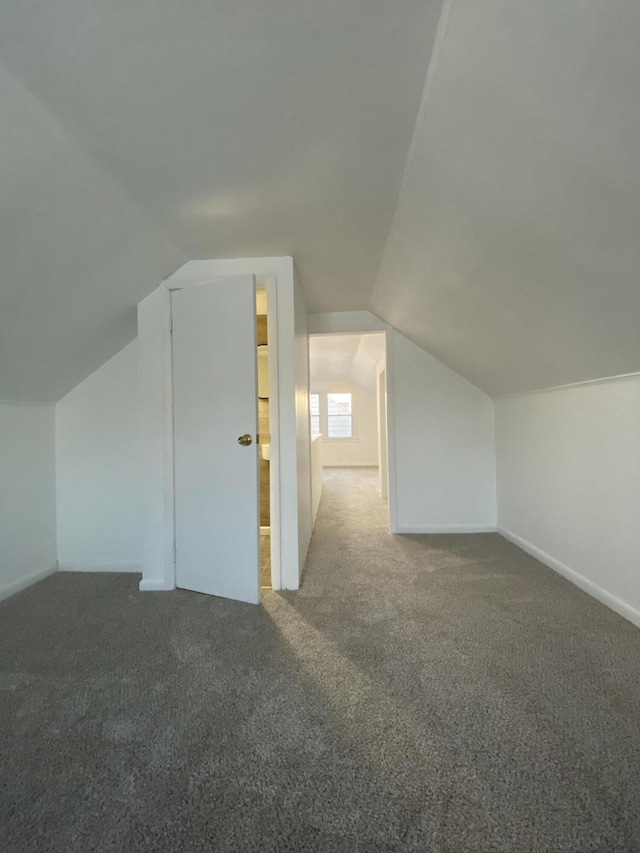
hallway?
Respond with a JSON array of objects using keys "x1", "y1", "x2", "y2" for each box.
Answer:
[{"x1": 1, "y1": 469, "x2": 640, "y2": 851}]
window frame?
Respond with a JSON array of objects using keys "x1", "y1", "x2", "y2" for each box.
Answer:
[{"x1": 309, "y1": 388, "x2": 359, "y2": 442}]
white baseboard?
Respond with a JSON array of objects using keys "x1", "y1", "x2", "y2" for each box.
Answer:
[
  {"x1": 395, "y1": 524, "x2": 497, "y2": 534},
  {"x1": 498, "y1": 527, "x2": 640, "y2": 629},
  {"x1": 58, "y1": 561, "x2": 142, "y2": 573},
  {"x1": 139, "y1": 578, "x2": 175, "y2": 592},
  {"x1": 0, "y1": 564, "x2": 58, "y2": 602}
]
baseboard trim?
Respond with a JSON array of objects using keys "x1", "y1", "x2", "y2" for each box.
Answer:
[
  {"x1": 395, "y1": 524, "x2": 497, "y2": 534},
  {"x1": 498, "y1": 527, "x2": 640, "y2": 629},
  {"x1": 0, "y1": 564, "x2": 58, "y2": 602},
  {"x1": 58, "y1": 561, "x2": 142, "y2": 573},
  {"x1": 139, "y1": 578, "x2": 175, "y2": 592}
]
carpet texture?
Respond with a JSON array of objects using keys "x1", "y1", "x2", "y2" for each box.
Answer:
[{"x1": 1, "y1": 467, "x2": 639, "y2": 852}]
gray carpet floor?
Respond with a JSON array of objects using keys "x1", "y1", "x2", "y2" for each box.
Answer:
[{"x1": 1, "y1": 467, "x2": 640, "y2": 852}]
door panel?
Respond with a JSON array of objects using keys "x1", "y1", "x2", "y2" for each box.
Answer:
[{"x1": 172, "y1": 275, "x2": 260, "y2": 603}]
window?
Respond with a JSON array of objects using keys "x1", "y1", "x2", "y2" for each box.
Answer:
[
  {"x1": 310, "y1": 393, "x2": 320, "y2": 435},
  {"x1": 327, "y1": 393, "x2": 353, "y2": 438},
  {"x1": 309, "y1": 391, "x2": 355, "y2": 440}
]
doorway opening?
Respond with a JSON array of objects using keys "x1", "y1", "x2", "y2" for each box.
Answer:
[
  {"x1": 308, "y1": 331, "x2": 390, "y2": 526},
  {"x1": 256, "y1": 287, "x2": 272, "y2": 589}
]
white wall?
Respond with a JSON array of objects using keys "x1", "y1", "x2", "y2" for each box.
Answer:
[
  {"x1": 56, "y1": 341, "x2": 142, "y2": 572},
  {"x1": 377, "y1": 366, "x2": 389, "y2": 499},
  {"x1": 310, "y1": 434, "x2": 323, "y2": 525},
  {"x1": 294, "y1": 273, "x2": 312, "y2": 577},
  {"x1": 496, "y1": 376, "x2": 640, "y2": 626},
  {"x1": 0, "y1": 403, "x2": 57, "y2": 599},
  {"x1": 310, "y1": 380, "x2": 379, "y2": 467},
  {"x1": 392, "y1": 332, "x2": 497, "y2": 532}
]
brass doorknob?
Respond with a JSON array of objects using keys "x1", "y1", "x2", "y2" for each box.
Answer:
[{"x1": 238, "y1": 434, "x2": 253, "y2": 446}]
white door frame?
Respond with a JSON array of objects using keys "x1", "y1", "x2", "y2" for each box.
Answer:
[
  {"x1": 171, "y1": 275, "x2": 262, "y2": 602},
  {"x1": 169, "y1": 274, "x2": 281, "y2": 593},
  {"x1": 139, "y1": 258, "x2": 304, "y2": 593},
  {"x1": 306, "y1": 312, "x2": 399, "y2": 533}
]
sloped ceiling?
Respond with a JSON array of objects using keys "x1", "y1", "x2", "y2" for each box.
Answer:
[
  {"x1": 0, "y1": 64, "x2": 186, "y2": 401},
  {"x1": 2, "y1": 0, "x2": 639, "y2": 402},
  {"x1": 310, "y1": 333, "x2": 385, "y2": 392},
  {"x1": 372, "y1": 0, "x2": 640, "y2": 397},
  {"x1": 0, "y1": 0, "x2": 442, "y2": 401}
]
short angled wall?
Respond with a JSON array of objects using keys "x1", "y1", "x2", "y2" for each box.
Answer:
[
  {"x1": 496, "y1": 375, "x2": 640, "y2": 627},
  {"x1": 0, "y1": 403, "x2": 57, "y2": 600},
  {"x1": 395, "y1": 524, "x2": 496, "y2": 534},
  {"x1": 0, "y1": 564, "x2": 58, "y2": 603},
  {"x1": 499, "y1": 526, "x2": 640, "y2": 629},
  {"x1": 57, "y1": 561, "x2": 142, "y2": 573},
  {"x1": 392, "y1": 332, "x2": 497, "y2": 533},
  {"x1": 56, "y1": 341, "x2": 143, "y2": 575}
]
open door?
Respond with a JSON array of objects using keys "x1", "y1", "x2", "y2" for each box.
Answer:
[{"x1": 171, "y1": 275, "x2": 260, "y2": 603}]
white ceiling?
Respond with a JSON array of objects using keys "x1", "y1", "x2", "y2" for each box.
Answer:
[
  {"x1": 2, "y1": 0, "x2": 639, "y2": 401},
  {"x1": 372, "y1": 0, "x2": 640, "y2": 397},
  {"x1": 0, "y1": 0, "x2": 442, "y2": 401},
  {"x1": 0, "y1": 65, "x2": 186, "y2": 401},
  {"x1": 310, "y1": 333, "x2": 385, "y2": 391}
]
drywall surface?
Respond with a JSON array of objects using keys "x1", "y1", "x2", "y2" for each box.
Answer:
[
  {"x1": 310, "y1": 435, "x2": 323, "y2": 525},
  {"x1": 0, "y1": 403, "x2": 56, "y2": 598},
  {"x1": 392, "y1": 332, "x2": 496, "y2": 532},
  {"x1": 496, "y1": 376, "x2": 640, "y2": 624},
  {"x1": 310, "y1": 381, "x2": 379, "y2": 467},
  {"x1": 294, "y1": 274, "x2": 312, "y2": 577},
  {"x1": 0, "y1": 65, "x2": 184, "y2": 403},
  {"x1": 56, "y1": 341, "x2": 142, "y2": 572},
  {"x1": 373, "y1": 0, "x2": 640, "y2": 397},
  {"x1": 0, "y1": 0, "x2": 442, "y2": 396}
]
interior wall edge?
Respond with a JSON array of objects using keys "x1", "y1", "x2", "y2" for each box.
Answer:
[
  {"x1": 498, "y1": 526, "x2": 640, "y2": 630},
  {"x1": 307, "y1": 310, "x2": 390, "y2": 335},
  {"x1": 0, "y1": 564, "x2": 58, "y2": 603},
  {"x1": 139, "y1": 578, "x2": 174, "y2": 592},
  {"x1": 395, "y1": 525, "x2": 497, "y2": 534},
  {"x1": 495, "y1": 370, "x2": 640, "y2": 401},
  {"x1": 0, "y1": 399, "x2": 56, "y2": 407},
  {"x1": 58, "y1": 562, "x2": 142, "y2": 574}
]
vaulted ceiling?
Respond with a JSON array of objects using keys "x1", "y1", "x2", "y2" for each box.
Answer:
[
  {"x1": 310, "y1": 333, "x2": 385, "y2": 392},
  {"x1": 0, "y1": 0, "x2": 441, "y2": 401},
  {"x1": 373, "y1": 0, "x2": 640, "y2": 396},
  {"x1": 2, "y1": 0, "x2": 639, "y2": 401}
]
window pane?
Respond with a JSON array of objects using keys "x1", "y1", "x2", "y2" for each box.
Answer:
[
  {"x1": 327, "y1": 393, "x2": 353, "y2": 438},
  {"x1": 327, "y1": 393, "x2": 352, "y2": 415},
  {"x1": 310, "y1": 393, "x2": 320, "y2": 435},
  {"x1": 328, "y1": 415, "x2": 352, "y2": 438}
]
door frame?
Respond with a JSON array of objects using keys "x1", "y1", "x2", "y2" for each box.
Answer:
[
  {"x1": 169, "y1": 274, "x2": 281, "y2": 595},
  {"x1": 139, "y1": 260, "x2": 292, "y2": 593},
  {"x1": 307, "y1": 313, "x2": 399, "y2": 533},
  {"x1": 171, "y1": 275, "x2": 262, "y2": 602}
]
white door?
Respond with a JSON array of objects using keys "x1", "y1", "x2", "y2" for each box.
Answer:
[{"x1": 172, "y1": 275, "x2": 260, "y2": 604}]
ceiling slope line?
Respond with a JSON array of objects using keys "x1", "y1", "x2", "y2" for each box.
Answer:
[
  {"x1": 368, "y1": 0, "x2": 458, "y2": 305},
  {"x1": 496, "y1": 371, "x2": 640, "y2": 401},
  {"x1": 1, "y1": 60, "x2": 186, "y2": 264},
  {"x1": 0, "y1": 399, "x2": 56, "y2": 408}
]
